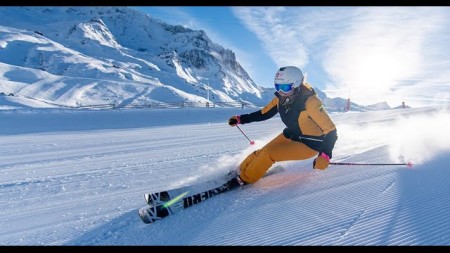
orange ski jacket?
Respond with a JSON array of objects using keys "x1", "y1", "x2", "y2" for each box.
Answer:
[{"x1": 239, "y1": 83, "x2": 337, "y2": 158}]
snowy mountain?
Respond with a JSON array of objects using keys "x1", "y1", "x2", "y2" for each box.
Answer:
[
  {"x1": 0, "y1": 7, "x2": 395, "y2": 111},
  {"x1": 0, "y1": 6, "x2": 266, "y2": 108}
]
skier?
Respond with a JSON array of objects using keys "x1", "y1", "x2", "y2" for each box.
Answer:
[{"x1": 226, "y1": 66, "x2": 338, "y2": 188}]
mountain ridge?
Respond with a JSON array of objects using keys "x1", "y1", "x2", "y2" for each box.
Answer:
[{"x1": 0, "y1": 7, "x2": 397, "y2": 111}]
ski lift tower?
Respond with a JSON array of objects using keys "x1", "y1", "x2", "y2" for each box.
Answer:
[
  {"x1": 207, "y1": 83, "x2": 210, "y2": 102},
  {"x1": 345, "y1": 88, "x2": 351, "y2": 112},
  {"x1": 205, "y1": 83, "x2": 210, "y2": 107}
]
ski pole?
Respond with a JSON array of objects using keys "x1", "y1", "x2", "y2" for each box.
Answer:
[
  {"x1": 330, "y1": 162, "x2": 413, "y2": 167},
  {"x1": 236, "y1": 125, "x2": 255, "y2": 145}
]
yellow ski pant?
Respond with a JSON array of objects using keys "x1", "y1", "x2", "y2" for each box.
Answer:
[{"x1": 239, "y1": 133, "x2": 318, "y2": 184}]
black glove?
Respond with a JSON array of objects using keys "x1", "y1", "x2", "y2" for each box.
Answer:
[{"x1": 228, "y1": 115, "x2": 241, "y2": 126}]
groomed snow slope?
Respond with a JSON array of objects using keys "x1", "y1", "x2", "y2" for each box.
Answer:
[{"x1": 0, "y1": 106, "x2": 449, "y2": 245}]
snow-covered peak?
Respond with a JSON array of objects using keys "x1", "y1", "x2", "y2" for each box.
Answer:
[
  {"x1": 0, "y1": 6, "x2": 264, "y2": 108},
  {"x1": 0, "y1": 6, "x2": 390, "y2": 111}
]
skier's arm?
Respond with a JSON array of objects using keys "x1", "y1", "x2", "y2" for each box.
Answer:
[
  {"x1": 239, "y1": 97, "x2": 279, "y2": 124},
  {"x1": 305, "y1": 96, "x2": 337, "y2": 158}
]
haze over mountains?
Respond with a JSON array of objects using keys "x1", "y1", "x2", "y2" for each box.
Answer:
[{"x1": 0, "y1": 7, "x2": 395, "y2": 111}]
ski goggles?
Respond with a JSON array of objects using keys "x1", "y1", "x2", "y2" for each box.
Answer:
[{"x1": 275, "y1": 83, "x2": 294, "y2": 93}]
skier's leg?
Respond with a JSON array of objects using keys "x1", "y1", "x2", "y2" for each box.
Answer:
[
  {"x1": 268, "y1": 137, "x2": 317, "y2": 162},
  {"x1": 239, "y1": 133, "x2": 317, "y2": 184},
  {"x1": 238, "y1": 133, "x2": 287, "y2": 183}
]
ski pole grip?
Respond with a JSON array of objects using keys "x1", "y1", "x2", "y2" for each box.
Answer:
[
  {"x1": 320, "y1": 152, "x2": 330, "y2": 162},
  {"x1": 235, "y1": 115, "x2": 241, "y2": 124}
]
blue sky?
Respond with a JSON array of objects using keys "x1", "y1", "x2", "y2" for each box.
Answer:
[{"x1": 134, "y1": 6, "x2": 450, "y2": 108}]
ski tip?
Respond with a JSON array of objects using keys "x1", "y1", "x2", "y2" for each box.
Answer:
[
  {"x1": 138, "y1": 207, "x2": 152, "y2": 224},
  {"x1": 406, "y1": 161, "x2": 413, "y2": 168}
]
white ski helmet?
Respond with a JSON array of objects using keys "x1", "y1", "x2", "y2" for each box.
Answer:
[{"x1": 274, "y1": 66, "x2": 304, "y2": 95}]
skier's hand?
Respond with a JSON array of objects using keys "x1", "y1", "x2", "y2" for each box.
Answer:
[
  {"x1": 228, "y1": 115, "x2": 241, "y2": 126},
  {"x1": 313, "y1": 152, "x2": 330, "y2": 170}
]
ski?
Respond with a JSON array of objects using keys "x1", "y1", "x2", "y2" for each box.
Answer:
[
  {"x1": 138, "y1": 165, "x2": 285, "y2": 224},
  {"x1": 138, "y1": 180, "x2": 234, "y2": 224},
  {"x1": 144, "y1": 165, "x2": 285, "y2": 206},
  {"x1": 143, "y1": 174, "x2": 229, "y2": 207}
]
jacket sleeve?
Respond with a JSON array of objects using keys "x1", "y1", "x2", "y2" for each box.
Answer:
[
  {"x1": 240, "y1": 97, "x2": 279, "y2": 124},
  {"x1": 305, "y1": 96, "x2": 338, "y2": 158}
]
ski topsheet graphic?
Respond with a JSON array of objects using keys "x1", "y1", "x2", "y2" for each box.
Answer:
[{"x1": 138, "y1": 165, "x2": 285, "y2": 224}]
